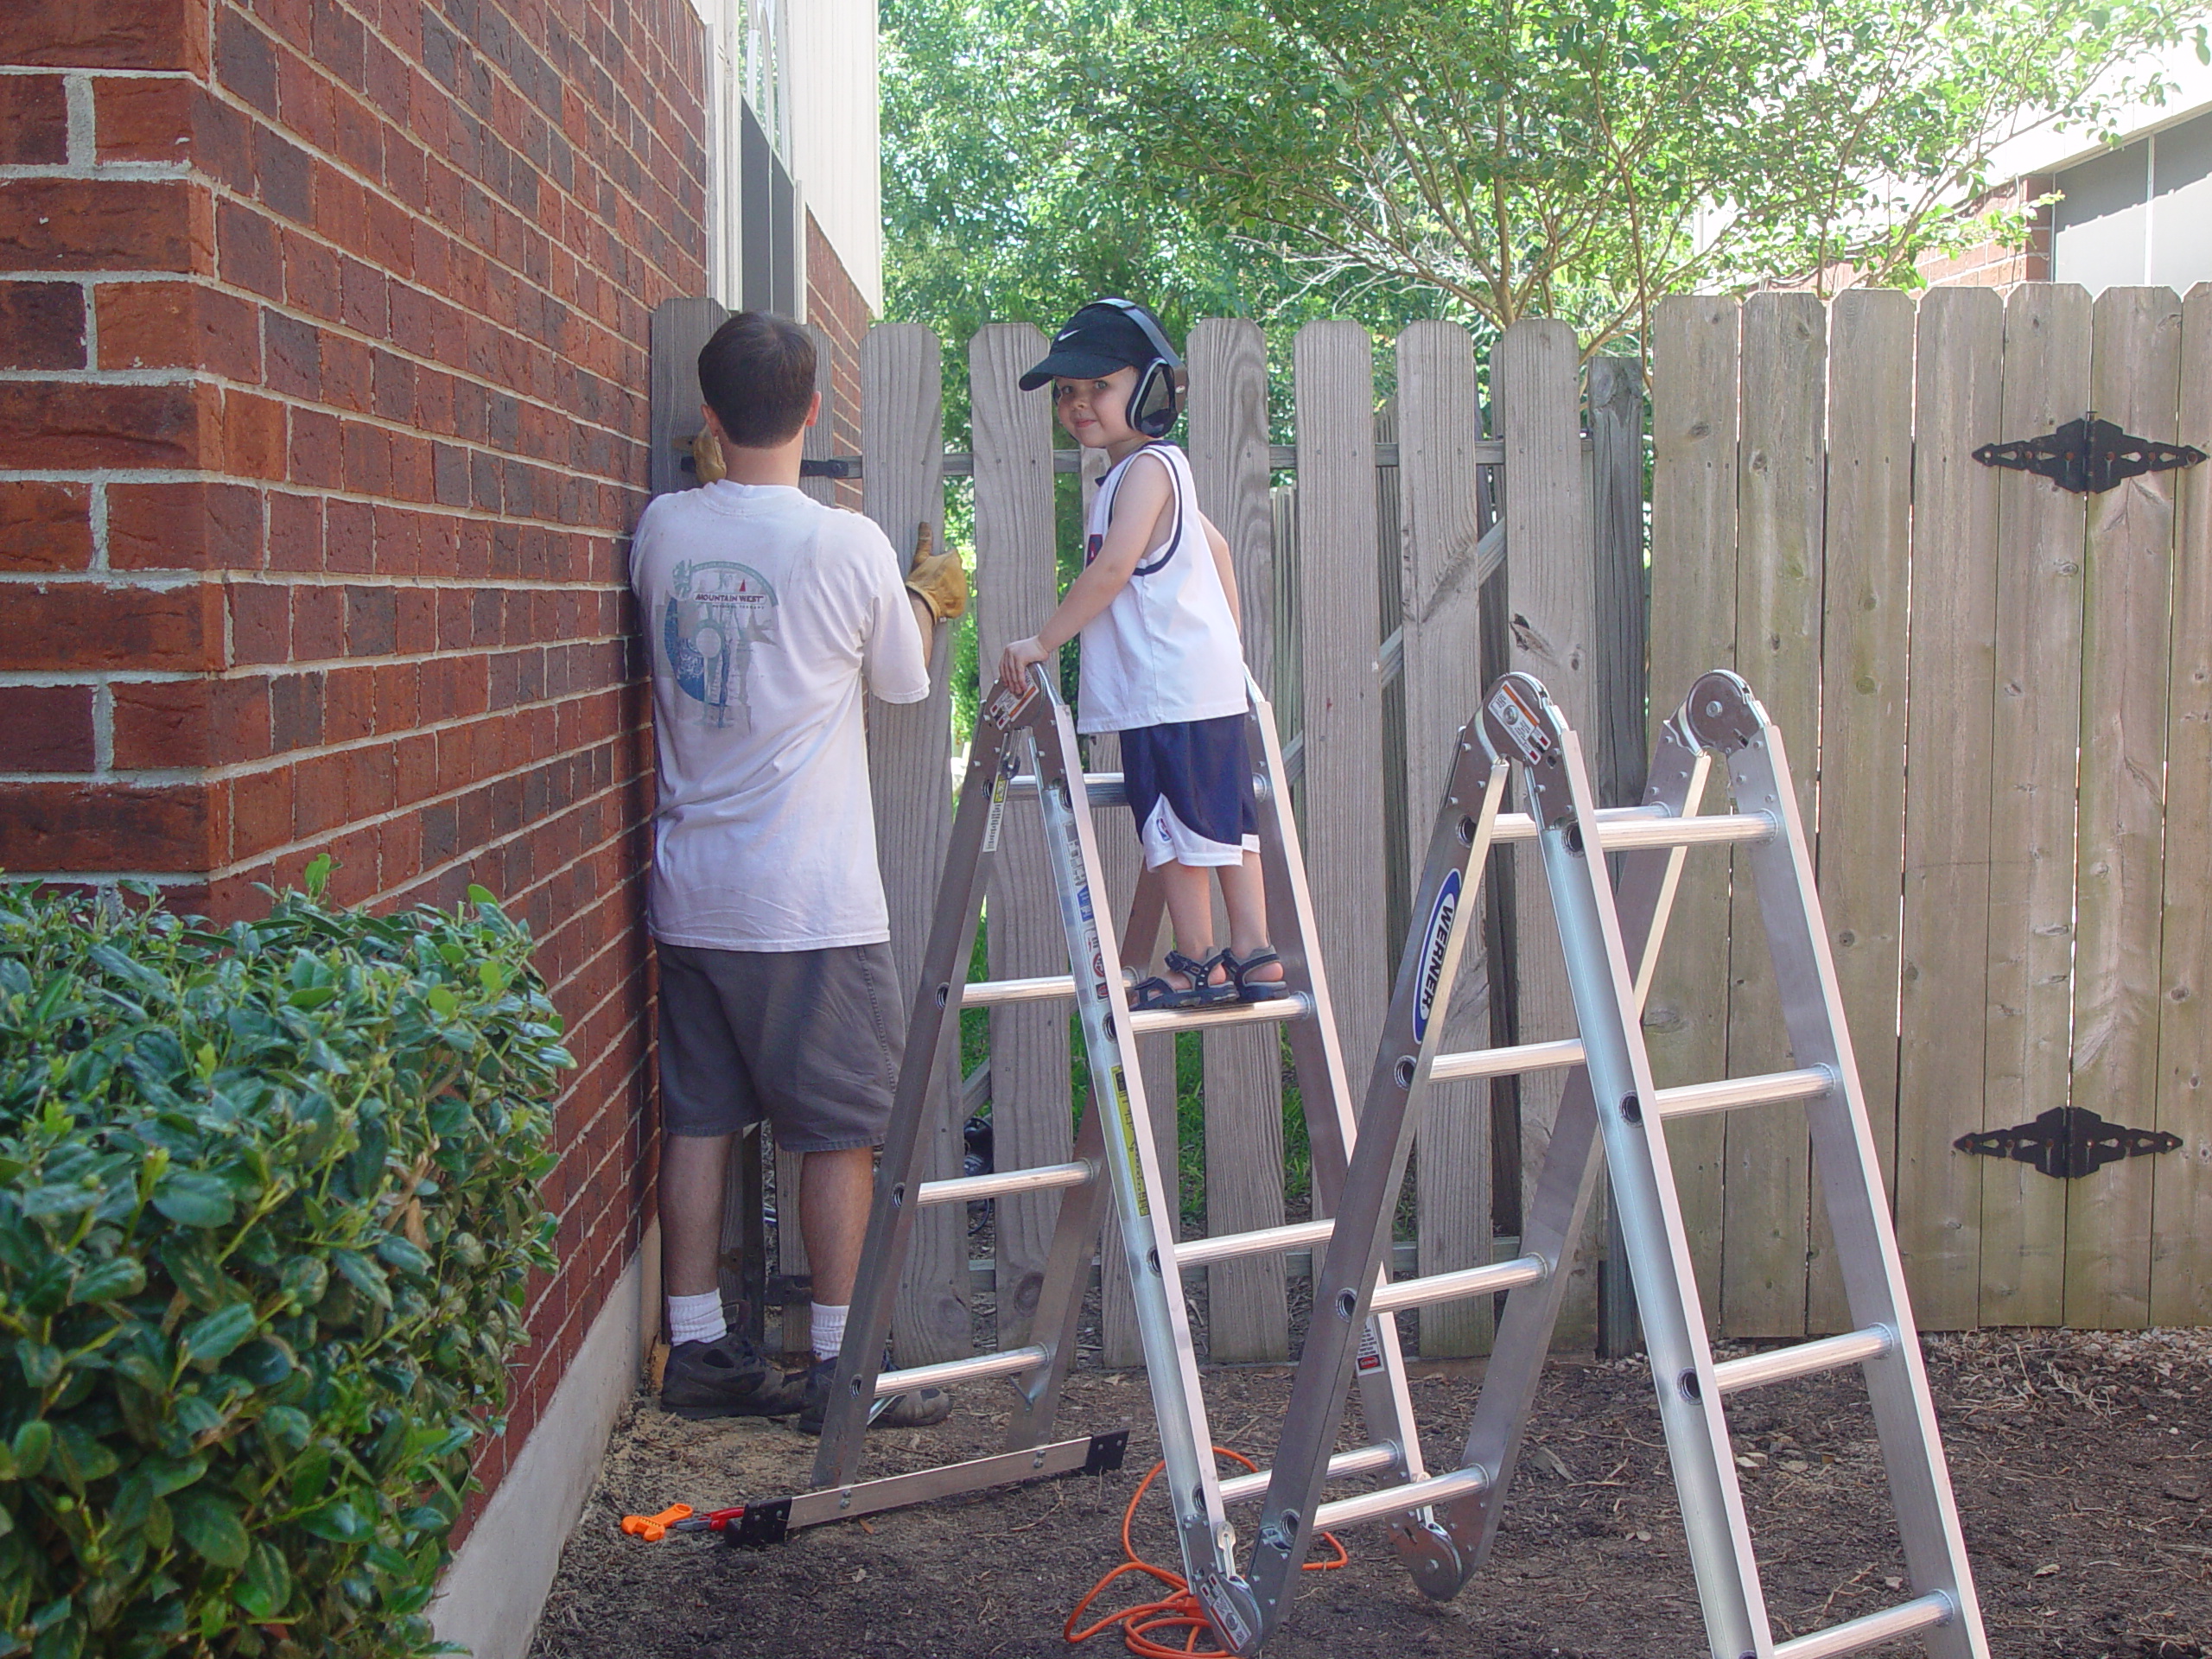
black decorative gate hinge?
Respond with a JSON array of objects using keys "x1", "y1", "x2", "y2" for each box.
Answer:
[
  {"x1": 1955, "y1": 1106, "x2": 2180, "y2": 1179},
  {"x1": 1973, "y1": 416, "x2": 2206, "y2": 494}
]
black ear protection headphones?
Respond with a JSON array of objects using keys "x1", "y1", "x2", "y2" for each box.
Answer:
[{"x1": 1096, "y1": 297, "x2": 1187, "y2": 439}]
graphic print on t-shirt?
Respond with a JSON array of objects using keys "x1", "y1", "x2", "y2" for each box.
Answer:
[{"x1": 663, "y1": 559, "x2": 779, "y2": 731}]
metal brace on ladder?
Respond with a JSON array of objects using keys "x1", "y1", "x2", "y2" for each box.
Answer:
[
  {"x1": 1235, "y1": 668, "x2": 1987, "y2": 1659},
  {"x1": 809, "y1": 664, "x2": 1467, "y2": 1640}
]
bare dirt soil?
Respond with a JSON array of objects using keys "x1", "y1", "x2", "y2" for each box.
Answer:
[{"x1": 527, "y1": 1328, "x2": 2212, "y2": 1659}]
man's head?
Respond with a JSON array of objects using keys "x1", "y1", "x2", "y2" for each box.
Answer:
[
  {"x1": 698, "y1": 311, "x2": 817, "y2": 450},
  {"x1": 1019, "y1": 299, "x2": 1185, "y2": 439}
]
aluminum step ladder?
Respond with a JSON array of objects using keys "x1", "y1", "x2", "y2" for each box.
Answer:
[
  {"x1": 810, "y1": 664, "x2": 1465, "y2": 1645},
  {"x1": 1236, "y1": 668, "x2": 1987, "y2": 1659}
]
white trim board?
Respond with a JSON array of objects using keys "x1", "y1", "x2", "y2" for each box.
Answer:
[{"x1": 429, "y1": 1247, "x2": 645, "y2": 1659}]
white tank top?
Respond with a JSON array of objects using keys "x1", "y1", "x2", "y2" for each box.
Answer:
[{"x1": 1075, "y1": 442, "x2": 1248, "y2": 734}]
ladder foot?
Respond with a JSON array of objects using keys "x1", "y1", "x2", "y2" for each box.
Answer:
[{"x1": 1389, "y1": 1513, "x2": 1467, "y2": 1601}]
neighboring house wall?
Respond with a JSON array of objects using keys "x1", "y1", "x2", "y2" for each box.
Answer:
[{"x1": 0, "y1": 0, "x2": 880, "y2": 1562}]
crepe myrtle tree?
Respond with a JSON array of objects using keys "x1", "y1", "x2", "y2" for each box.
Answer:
[{"x1": 1047, "y1": 0, "x2": 2208, "y2": 353}]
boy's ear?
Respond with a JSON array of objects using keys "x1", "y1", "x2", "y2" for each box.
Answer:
[
  {"x1": 698, "y1": 403, "x2": 726, "y2": 443},
  {"x1": 804, "y1": 389, "x2": 822, "y2": 429}
]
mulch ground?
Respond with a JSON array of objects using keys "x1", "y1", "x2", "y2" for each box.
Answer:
[{"x1": 526, "y1": 1327, "x2": 2212, "y2": 1659}]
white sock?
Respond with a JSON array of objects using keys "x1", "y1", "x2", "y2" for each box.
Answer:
[
  {"x1": 668, "y1": 1291, "x2": 726, "y2": 1347},
  {"x1": 810, "y1": 1301, "x2": 849, "y2": 1361}
]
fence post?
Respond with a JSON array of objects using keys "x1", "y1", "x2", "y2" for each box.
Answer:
[
  {"x1": 1189, "y1": 318, "x2": 1291, "y2": 1361},
  {"x1": 1396, "y1": 320, "x2": 1495, "y2": 1357},
  {"x1": 1586, "y1": 353, "x2": 1645, "y2": 1359},
  {"x1": 1496, "y1": 317, "x2": 1600, "y2": 1349},
  {"x1": 862, "y1": 322, "x2": 970, "y2": 1363},
  {"x1": 969, "y1": 323, "x2": 1072, "y2": 1349}
]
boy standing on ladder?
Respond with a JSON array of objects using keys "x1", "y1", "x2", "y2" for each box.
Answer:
[
  {"x1": 998, "y1": 299, "x2": 1288, "y2": 1008},
  {"x1": 632, "y1": 312, "x2": 968, "y2": 1428}
]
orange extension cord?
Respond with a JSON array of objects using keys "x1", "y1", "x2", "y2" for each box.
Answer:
[{"x1": 1065, "y1": 1450, "x2": 1348, "y2": 1657}]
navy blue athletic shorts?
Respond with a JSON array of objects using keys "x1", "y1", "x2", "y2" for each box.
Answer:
[{"x1": 1118, "y1": 714, "x2": 1258, "y2": 868}]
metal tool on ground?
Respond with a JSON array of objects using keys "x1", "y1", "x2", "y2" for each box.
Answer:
[
  {"x1": 1234, "y1": 669, "x2": 1986, "y2": 1659},
  {"x1": 811, "y1": 664, "x2": 1467, "y2": 1645}
]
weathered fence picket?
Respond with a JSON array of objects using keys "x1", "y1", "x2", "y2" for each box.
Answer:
[
  {"x1": 2152, "y1": 286, "x2": 2212, "y2": 1327},
  {"x1": 861, "y1": 324, "x2": 970, "y2": 1364}
]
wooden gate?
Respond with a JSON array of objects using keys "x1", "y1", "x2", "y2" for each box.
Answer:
[{"x1": 1649, "y1": 284, "x2": 2212, "y2": 1338}]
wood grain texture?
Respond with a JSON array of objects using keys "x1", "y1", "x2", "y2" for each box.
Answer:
[
  {"x1": 1588, "y1": 357, "x2": 1649, "y2": 812},
  {"x1": 781, "y1": 323, "x2": 836, "y2": 1357},
  {"x1": 1645, "y1": 296, "x2": 1738, "y2": 1319},
  {"x1": 1397, "y1": 321, "x2": 1495, "y2": 1357},
  {"x1": 969, "y1": 323, "x2": 1072, "y2": 1347},
  {"x1": 1808, "y1": 289, "x2": 1913, "y2": 1336},
  {"x1": 1189, "y1": 318, "x2": 1290, "y2": 1360},
  {"x1": 649, "y1": 296, "x2": 728, "y2": 499},
  {"x1": 2066, "y1": 285, "x2": 2182, "y2": 1329},
  {"x1": 2152, "y1": 283, "x2": 2212, "y2": 1326},
  {"x1": 1498, "y1": 317, "x2": 1601, "y2": 1346},
  {"x1": 1979, "y1": 283, "x2": 2091, "y2": 1327},
  {"x1": 1721, "y1": 293, "x2": 1825, "y2": 1339},
  {"x1": 1895, "y1": 287, "x2": 2003, "y2": 1332},
  {"x1": 861, "y1": 323, "x2": 969, "y2": 1363},
  {"x1": 1294, "y1": 321, "x2": 1391, "y2": 1085}
]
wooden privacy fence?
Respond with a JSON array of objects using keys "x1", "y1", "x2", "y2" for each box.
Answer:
[
  {"x1": 835, "y1": 317, "x2": 1646, "y2": 1367},
  {"x1": 1648, "y1": 285, "x2": 2212, "y2": 1342}
]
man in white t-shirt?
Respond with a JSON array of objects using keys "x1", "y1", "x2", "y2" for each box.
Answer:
[{"x1": 630, "y1": 311, "x2": 966, "y2": 1429}]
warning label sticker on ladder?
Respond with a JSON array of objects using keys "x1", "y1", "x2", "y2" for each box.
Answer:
[
  {"x1": 1487, "y1": 680, "x2": 1554, "y2": 767},
  {"x1": 1109, "y1": 1066, "x2": 1150, "y2": 1217},
  {"x1": 1355, "y1": 1319, "x2": 1383, "y2": 1373}
]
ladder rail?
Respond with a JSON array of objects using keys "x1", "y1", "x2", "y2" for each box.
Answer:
[
  {"x1": 1246, "y1": 712, "x2": 1508, "y2": 1624},
  {"x1": 1237, "y1": 671, "x2": 1457, "y2": 1608},
  {"x1": 810, "y1": 716, "x2": 1027, "y2": 1486},
  {"x1": 1690, "y1": 676, "x2": 1987, "y2": 1657}
]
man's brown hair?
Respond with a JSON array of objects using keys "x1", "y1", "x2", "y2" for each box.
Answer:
[{"x1": 697, "y1": 312, "x2": 816, "y2": 448}]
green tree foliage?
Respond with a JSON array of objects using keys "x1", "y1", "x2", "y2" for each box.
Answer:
[
  {"x1": 886, "y1": 0, "x2": 2208, "y2": 355},
  {"x1": 0, "y1": 868, "x2": 566, "y2": 1658}
]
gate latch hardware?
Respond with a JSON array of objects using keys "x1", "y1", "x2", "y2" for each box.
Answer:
[
  {"x1": 1954, "y1": 1106, "x2": 2180, "y2": 1179},
  {"x1": 1973, "y1": 416, "x2": 2206, "y2": 494}
]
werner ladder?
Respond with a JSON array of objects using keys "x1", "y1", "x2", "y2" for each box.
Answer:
[
  {"x1": 1235, "y1": 668, "x2": 1987, "y2": 1659},
  {"x1": 810, "y1": 664, "x2": 1466, "y2": 1645}
]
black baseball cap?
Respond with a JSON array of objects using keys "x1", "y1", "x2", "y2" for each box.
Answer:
[{"x1": 1018, "y1": 302, "x2": 1169, "y2": 390}]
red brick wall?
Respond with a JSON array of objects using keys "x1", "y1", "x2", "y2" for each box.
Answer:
[
  {"x1": 0, "y1": 0, "x2": 707, "y2": 1530},
  {"x1": 1916, "y1": 175, "x2": 2055, "y2": 289}
]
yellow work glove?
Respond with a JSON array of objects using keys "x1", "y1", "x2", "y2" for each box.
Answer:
[
  {"x1": 689, "y1": 427, "x2": 726, "y2": 485},
  {"x1": 904, "y1": 522, "x2": 969, "y2": 623}
]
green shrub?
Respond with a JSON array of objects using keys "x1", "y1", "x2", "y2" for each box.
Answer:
[{"x1": 0, "y1": 864, "x2": 569, "y2": 1658}]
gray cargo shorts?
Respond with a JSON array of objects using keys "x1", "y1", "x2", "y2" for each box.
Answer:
[{"x1": 654, "y1": 938, "x2": 904, "y2": 1152}]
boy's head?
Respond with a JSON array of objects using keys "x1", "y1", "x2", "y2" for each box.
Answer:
[
  {"x1": 1019, "y1": 299, "x2": 1185, "y2": 439},
  {"x1": 697, "y1": 311, "x2": 817, "y2": 449}
]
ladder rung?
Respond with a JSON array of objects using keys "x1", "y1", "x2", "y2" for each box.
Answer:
[
  {"x1": 915, "y1": 1161, "x2": 1094, "y2": 1207},
  {"x1": 1488, "y1": 807, "x2": 1772, "y2": 850},
  {"x1": 1311, "y1": 1465, "x2": 1490, "y2": 1531},
  {"x1": 872, "y1": 1344, "x2": 1048, "y2": 1397},
  {"x1": 1216, "y1": 1443, "x2": 1399, "y2": 1505},
  {"x1": 1174, "y1": 1217, "x2": 1336, "y2": 1270},
  {"x1": 1367, "y1": 1254, "x2": 1547, "y2": 1314},
  {"x1": 962, "y1": 973, "x2": 1075, "y2": 1007},
  {"x1": 1128, "y1": 994, "x2": 1311, "y2": 1035},
  {"x1": 1771, "y1": 1592, "x2": 1954, "y2": 1659},
  {"x1": 1490, "y1": 804, "x2": 1662, "y2": 842},
  {"x1": 1428, "y1": 1037, "x2": 1586, "y2": 1084},
  {"x1": 1652, "y1": 1066, "x2": 1833, "y2": 1121},
  {"x1": 957, "y1": 979, "x2": 1312, "y2": 1033},
  {"x1": 1009, "y1": 771, "x2": 1128, "y2": 806},
  {"x1": 1711, "y1": 1325, "x2": 1894, "y2": 1396}
]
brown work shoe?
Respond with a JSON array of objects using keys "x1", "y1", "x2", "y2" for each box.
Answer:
[
  {"x1": 796, "y1": 1357, "x2": 950, "y2": 1435},
  {"x1": 659, "y1": 1332, "x2": 807, "y2": 1420}
]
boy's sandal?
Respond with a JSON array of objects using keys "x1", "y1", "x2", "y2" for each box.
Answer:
[
  {"x1": 1221, "y1": 945, "x2": 1293, "y2": 1002},
  {"x1": 1127, "y1": 950, "x2": 1237, "y2": 1013}
]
